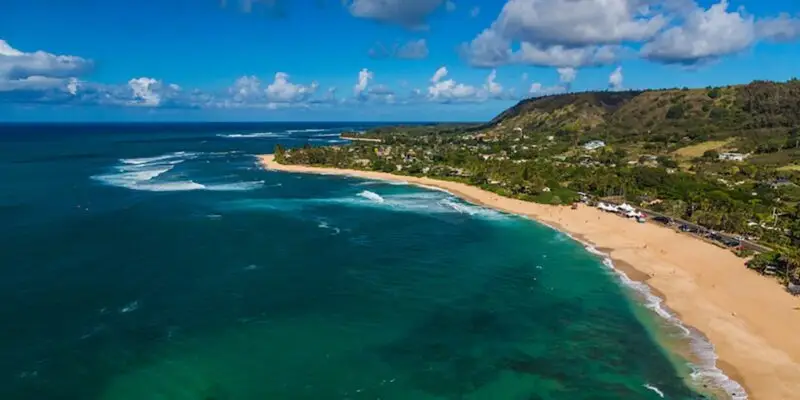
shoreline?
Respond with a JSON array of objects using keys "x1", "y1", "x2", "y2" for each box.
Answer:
[{"x1": 259, "y1": 154, "x2": 800, "y2": 400}]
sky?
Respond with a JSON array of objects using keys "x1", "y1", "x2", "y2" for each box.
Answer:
[{"x1": 1, "y1": 0, "x2": 799, "y2": 122}]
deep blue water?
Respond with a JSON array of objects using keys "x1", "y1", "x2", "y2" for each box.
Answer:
[{"x1": 0, "y1": 123, "x2": 715, "y2": 399}]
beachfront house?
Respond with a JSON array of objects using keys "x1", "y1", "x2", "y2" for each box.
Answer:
[{"x1": 583, "y1": 140, "x2": 606, "y2": 151}]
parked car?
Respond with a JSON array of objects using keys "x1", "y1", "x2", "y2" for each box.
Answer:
[
  {"x1": 679, "y1": 224, "x2": 698, "y2": 233},
  {"x1": 653, "y1": 216, "x2": 672, "y2": 225},
  {"x1": 722, "y1": 238, "x2": 741, "y2": 247}
]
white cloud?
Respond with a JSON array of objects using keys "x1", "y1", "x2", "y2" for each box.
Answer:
[
  {"x1": 265, "y1": 72, "x2": 318, "y2": 102},
  {"x1": 470, "y1": 6, "x2": 480, "y2": 18},
  {"x1": 0, "y1": 39, "x2": 92, "y2": 81},
  {"x1": 756, "y1": 13, "x2": 800, "y2": 42},
  {"x1": 427, "y1": 66, "x2": 479, "y2": 102},
  {"x1": 641, "y1": 0, "x2": 756, "y2": 64},
  {"x1": 229, "y1": 75, "x2": 263, "y2": 102},
  {"x1": 529, "y1": 81, "x2": 566, "y2": 96},
  {"x1": 431, "y1": 66, "x2": 449, "y2": 83},
  {"x1": 515, "y1": 43, "x2": 618, "y2": 68},
  {"x1": 0, "y1": 39, "x2": 92, "y2": 96},
  {"x1": 128, "y1": 77, "x2": 162, "y2": 106},
  {"x1": 460, "y1": 28, "x2": 513, "y2": 67},
  {"x1": 557, "y1": 67, "x2": 577, "y2": 83},
  {"x1": 346, "y1": 0, "x2": 444, "y2": 28},
  {"x1": 609, "y1": 66, "x2": 624, "y2": 90},
  {"x1": 66, "y1": 78, "x2": 79, "y2": 95},
  {"x1": 462, "y1": 0, "x2": 799, "y2": 67},
  {"x1": 492, "y1": 0, "x2": 666, "y2": 47},
  {"x1": 354, "y1": 68, "x2": 373, "y2": 98},
  {"x1": 484, "y1": 69, "x2": 504, "y2": 98}
]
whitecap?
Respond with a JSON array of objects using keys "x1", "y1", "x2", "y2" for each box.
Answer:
[
  {"x1": 120, "y1": 151, "x2": 195, "y2": 165},
  {"x1": 357, "y1": 190, "x2": 385, "y2": 203},
  {"x1": 286, "y1": 128, "x2": 328, "y2": 133},
  {"x1": 583, "y1": 245, "x2": 748, "y2": 400},
  {"x1": 643, "y1": 384, "x2": 665, "y2": 398},
  {"x1": 119, "y1": 300, "x2": 139, "y2": 314},
  {"x1": 204, "y1": 181, "x2": 265, "y2": 191},
  {"x1": 216, "y1": 132, "x2": 283, "y2": 138}
]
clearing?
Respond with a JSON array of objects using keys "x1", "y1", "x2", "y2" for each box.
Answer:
[{"x1": 673, "y1": 139, "x2": 734, "y2": 159}]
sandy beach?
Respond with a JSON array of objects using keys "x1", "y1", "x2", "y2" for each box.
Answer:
[{"x1": 259, "y1": 154, "x2": 800, "y2": 400}]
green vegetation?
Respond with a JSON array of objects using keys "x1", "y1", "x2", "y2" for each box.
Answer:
[{"x1": 277, "y1": 78, "x2": 800, "y2": 291}]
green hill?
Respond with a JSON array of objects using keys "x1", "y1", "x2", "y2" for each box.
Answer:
[{"x1": 484, "y1": 80, "x2": 800, "y2": 163}]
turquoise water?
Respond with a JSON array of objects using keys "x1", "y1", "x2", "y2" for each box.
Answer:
[{"x1": 1, "y1": 124, "x2": 715, "y2": 399}]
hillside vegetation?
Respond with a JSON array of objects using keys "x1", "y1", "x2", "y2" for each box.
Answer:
[
  {"x1": 487, "y1": 80, "x2": 800, "y2": 151},
  {"x1": 280, "y1": 79, "x2": 800, "y2": 290}
]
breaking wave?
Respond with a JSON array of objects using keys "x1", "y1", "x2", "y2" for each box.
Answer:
[
  {"x1": 216, "y1": 132, "x2": 284, "y2": 139},
  {"x1": 224, "y1": 189, "x2": 508, "y2": 221},
  {"x1": 357, "y1": 190, "x2": 385, "y2": 203},
  {"x1": 92, "y1": 151, "x2": 265, "y2": 192},
  {"x1": 582, "y1": 245, "x2": 748, "y2": 400}
]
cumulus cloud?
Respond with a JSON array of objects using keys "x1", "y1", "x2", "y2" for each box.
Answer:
[
  {"x1": 346, "y1": 0, "x2": 444, "y2": 28},
  {"x1": 493, "y1": 0, "x2": 666, "y2": 47},
  {"x1": 529, "y1": 82, "x2": 566, "y2": 97},
  {"x1": 641, "y1": 0, "x2": 755, "y2": 64},
  {"x1": 557, "y1": 67, "x2": 577, "y2": 84},
  {"x1": 756, "y1": 13, "x2": 800, "y2": 42},
  {"x1": 128, "y1": 77, "x2": 162, "y2": 106},
  {"x1": 484, "y1": 69, "x2": 504, "y2": 99},
  {"x1": 463, "y1": 0, "x2": 800, "y2": 68},
  {"x1": 0, "y1": 39, "x2": 92, "y2": 94},
  {"x1": 266, "y1": 72, "x2": 318, "y2": 102},
  {"x1": 427, "y1": 66, "x2": 479, "y2": 102},
  {"x1": 609, "y1": 66, "x2": 624, "y2": 90},
  {"x1": 354, "y1": 68, "x2": 373, "y2": 98},
  {"x1": 426, "y1": 67, "x2": 512, "y2": 103},
  {"x1": 515, "y1": 43, "x2": 619, "y2": 68}
]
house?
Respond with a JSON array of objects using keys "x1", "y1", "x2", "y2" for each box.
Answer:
[
  {"x1": 771, "y1": 178, "x2": 797, "y2": 189},
  {"x1": 583, "y1": 140, "x2": 606, "y2": 151},
  {"x1": 718, "y1": 152, "x2": 748, "y2": 162}
]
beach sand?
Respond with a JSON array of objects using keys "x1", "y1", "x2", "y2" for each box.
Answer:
[{"x1": 259, "y1": 154, "x2": 800, "y2": 400}]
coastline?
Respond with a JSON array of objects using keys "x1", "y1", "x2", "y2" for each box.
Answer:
[{"x1": 258, "y1": 154, "x2": 800, "y2": 400}]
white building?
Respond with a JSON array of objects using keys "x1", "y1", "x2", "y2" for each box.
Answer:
[
  {"x1": 583, "y1": 140, "x2": 606, "y2": 151},
  {"x1": 718, "y1": 152, "x2": 748, "y2": 162}
]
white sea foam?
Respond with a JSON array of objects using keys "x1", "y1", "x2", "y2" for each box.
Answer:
[
  {"x1": 204, "y1": 181, "x2": 265, "y2": 191},
  {"x1": 440, "y1": 198, "x2": 477, "y2": 215},
  {"x1": 120, "y1": 151, "x2": 195, "y2": 165},
  {"x1": 357, "y1": 190, "x2": 385, "y2": 203},
  {"x1": 581, "y1": 244, "x2": 748, "y2": 400},
  {"x1": 119, "y1": 300, "x2": 139, "y2": 314},
  {"x1": 217, "y1": 132, "x2": 283, "y2": 138},
  {"x1": 93, "y1": 151, "x2": 265, "y2": 192},
  {"x1": 643, "y1": 384, "x2": 665, "y2": 398},
  {"x1": 286, "y1": 128, "x2": 328, "y2": 133}
]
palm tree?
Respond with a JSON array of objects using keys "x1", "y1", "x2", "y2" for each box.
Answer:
[{"x1": 779, "y1": 248, "x2": 800, "y2": 283}]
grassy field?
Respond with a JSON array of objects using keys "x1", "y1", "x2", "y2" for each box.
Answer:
[
  {"x1": 672, "y1": 139, "x2": 733, "y2": 159},
  {"x1": 777, "y1": 164, "x2": 800, "y2": 172}
]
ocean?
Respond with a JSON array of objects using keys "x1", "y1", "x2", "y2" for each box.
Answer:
[{"x1": 0, "y1": 123, "x2": 724, "y2": 399}]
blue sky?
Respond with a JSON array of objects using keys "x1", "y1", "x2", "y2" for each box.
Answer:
[{"x1": 1, "y1": 0, "x2": 799, "y2": 122}]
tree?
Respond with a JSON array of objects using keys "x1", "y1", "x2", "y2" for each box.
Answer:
[{"x1": 702, "y1": 150, "x2": 719, "y2": 160}]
